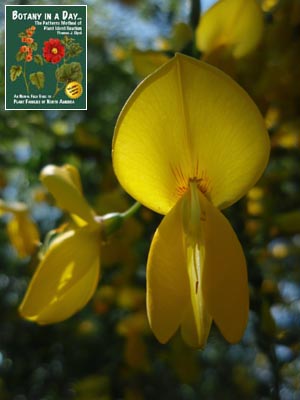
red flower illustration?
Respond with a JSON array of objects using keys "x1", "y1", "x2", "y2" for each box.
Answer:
[{"x1": 43, "y1": 38, "x2": 65, "y2": 64}]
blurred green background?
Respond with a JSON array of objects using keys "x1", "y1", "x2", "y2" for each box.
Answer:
[{"x1": 1, "y1": 0, "x2": 300, "y2": 399}]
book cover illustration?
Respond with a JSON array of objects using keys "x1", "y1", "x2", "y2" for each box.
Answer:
[{"x1": 5, "y1": 5, "x2": 87, "y2": 110}]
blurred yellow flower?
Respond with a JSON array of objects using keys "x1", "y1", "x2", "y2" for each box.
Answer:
[
  {"x1": 262, "y1": 0, "x2": 279, "y2": 12},
  {"x1": 0, "y1": 200, "x2": 39, "y2": 258},
  {"x1": 117, "y1": 312, "x2": 150, "y2": 370},
  {"x1": 113, "y1": 53, "x2": 270, "y2": 347},
  {"x1": 7, "y1": 212, "x2": 40, "y2": 258},
  {"x1": 170, "y1": 22, "x2": 193, "y2": 52},
  {"x1": 196, "y1": 0, "x2": 264, "y2": 59},
  {"x1": 132, "y1": 49, "x2": 170, "y2": 78},
  {"x1": 19, "y1": 165, "x2": 101, "y2": 324}
]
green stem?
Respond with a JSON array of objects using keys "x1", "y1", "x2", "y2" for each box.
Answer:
[
  {"x1": 53, "y1": 82, "x2": 66, "y2": 98},
  {"x1": 53, "y1": 85, "x2": 60, "y2": 98},
  {"x1": 99, "y1": 202, "x2": 141, "y2": 239},
  {"x1": 23, "y1": 60, "x2": 29, "y2": 94},
  {"x1": 121, "y1": 202, "x2": 141, "y2": 219},
  {"x1": 190, "y1": 0, "x2": 201, "y2": 31},
  {"x1": 269, "y1": 344, "x2": 280, "y2": 400},
  {"x1": 189, "y1": 0, "x2": 202, "y2": 58},
  {"x1": 53, "y1": 64, "x2": 63, "y2": 98}
]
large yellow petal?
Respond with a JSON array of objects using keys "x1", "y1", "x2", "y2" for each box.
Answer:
[
  {"x1": 31, "y1": 257, "x2": 99, "y2": 324},
  {"x1": 146, "y1": 197, "x2": 189, "y2": 343},
  {"x1": 196, "y1": 0, "x2": 264, "y2": 58},
  {"x1": 113, "y1": 54, "x2": 270, "y2": 214},
  {"x1": 172, "y1": 54, "x2": 269, "y2": 209},
  {"x1": 19, "y1": 226, "x2": 100, "y2": 324},
  {"x1": 113, "y1": 54, "x2": 193, "y2": 215},
  {"x1": 199, "y1": 190, "x2": 249, "y2": 343},
  {"x1": 41, "y1": 165, "x2": 96, "y2": 225}
]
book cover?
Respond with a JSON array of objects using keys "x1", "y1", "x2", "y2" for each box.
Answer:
[{"x1": 5, "y1": 5, "x2": 87, "y2": 110}]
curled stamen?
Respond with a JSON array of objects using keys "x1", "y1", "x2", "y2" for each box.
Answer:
[
  {"x1": 171, "y1": 163, "x2": 211, "y2": 198},
  {"x1": 189, "y1": 170, "x2": 210, "y2": 195},
  {"x1": 197, "y1": 170, "x2": 210, "y2": 194}
]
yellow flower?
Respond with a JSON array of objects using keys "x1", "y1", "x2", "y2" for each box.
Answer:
[
  {"x1": 19, "y1": 165, "x2": 101, "y2": 324},
  {"x1": 7, "y1": 212, "x2": 40, "y2": 258},
  {"x1": 112, "y1": 53, "x2": 270, "y2": 347},
  {"x1": 196, "y1": 0, "x2": 264, "y2": 59},
  {"x1": 0, "y1": 200, "x2": 40, "y2": 258},
  {"x1": 132, "y1": 49, "x2": 170, "y2": 78}
]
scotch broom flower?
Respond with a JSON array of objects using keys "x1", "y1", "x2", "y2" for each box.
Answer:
[
  {"x1": 19, "y1": 165, "x2": 101, "y2": 324},
  {"x1": 112, "y1": 54, "x2": 270, "y2": 347},
  {"x1": 196, "y1": 0, "x2": 264, "y2": 59}
]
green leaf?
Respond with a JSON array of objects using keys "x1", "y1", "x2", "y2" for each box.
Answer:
[
  {"x1": 10, "y1": 65, "x2": 23, "y2": 81},
  {"x1": 55, "y1": 62, "x2": 83, "y2": 83},
  {"x1": 67, "y1": 42, "x2": 83, "y2": 58},
  {"x1": 29, "y1": 71, "x2": 45, "y2": 89},
  {"x1": 33, "y1": 54, "x2": 44, "y2": 66},
  {"x1": 31, "y1": 42, "x2": 38, "y2": 51},
  {"x1": 16, "y1": 51, "x2": 26, "y2": 62},
  {"x1": 61, "y1": 35, "x2": 74, "y2": 46},
  {"x1": 60, "y1": 36, "x2": 82, "y2": 59}
]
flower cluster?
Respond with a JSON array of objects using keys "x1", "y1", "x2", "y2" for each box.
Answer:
[
  {"x1": 43, "y1": 38, "x2": 65, "y2": 64},
  {"x1": 19, "y1": 25, "x2": 36, "y2": 62},
  {"x1": 14, "y1": 1, "x2": 270, "y2": 351},
  {"x1": 10, "y1": 25, "x2": 44, "y2": 93}
]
